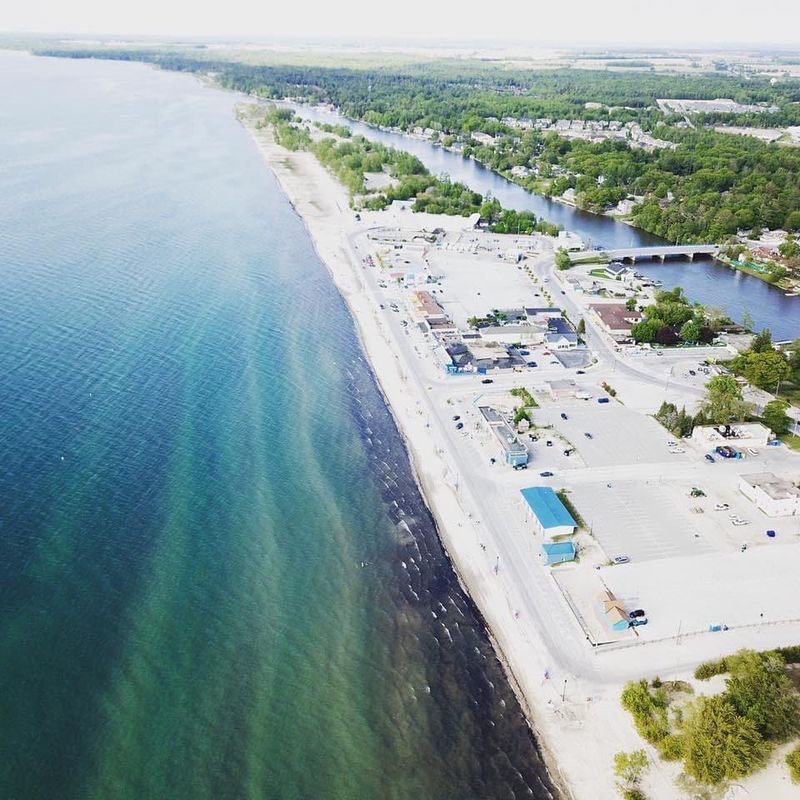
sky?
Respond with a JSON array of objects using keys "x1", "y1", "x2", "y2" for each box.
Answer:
[{"x1": 1, "y1": 0, "x2": 799, "y2": 46}]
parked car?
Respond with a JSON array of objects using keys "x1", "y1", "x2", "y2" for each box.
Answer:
[
  {"x1": 584, "y1": 432, "x2": 593, "y2": 439},
  {"x1": 519, "y1": 350, "x2": 530, "y2": 356},
  {"x1": 612, "y1": 555, "x2": 630, "y2": 565},
  {"x1": 527, "y1": 361, "x2": 538, "y2": 368},
  {"x1": 714, "y1": 503, "x2": 730, "y2": 511},
  {"x1": 455, "y1": 422, "x2": 464, "y2": 430},
  {"x1": 766, "y1": 529, "x2": 777, "y2": 538},
  {"x1": 629, "y1": 609, "x2": 646, "y2": 619},
  {"x1": 452, "y1": 415, "x2": 461, "y2": 421},
  {"x1": 689, "y1": 369, "x2": 696, "y2": 376},
  {"x1": 705, "y1": 453, "x2": 716, "y2": 463},
  {"x1": 597, "y1": 397, "x2": 610, "y2": 404},
  {"x1": 748, "y1": 447, "x2": 758, "y2": 456},
  {"x1": 546, "y1": 440, "x2": 553, "y2": 447},
  {"x1": 481, "y1": 378, "x2": 494, "y2": 384},
  {"x1": 560, "y1": 412, "x2": 568, "y2": 420},
  {"x1": 629, "y1": 617, "x2": 648, "y2": 628},
  {"x1": 576, "y1": 369, "x2": 585, "y2": 374},
  {"x1": 539, "y1": 471, "x2": 554, "y2": 477},
  {"x1": 670, "y1": 447, "x2": 686, "y2": 454},
  {"x1": 513, "y1": 463, "x2": 528, "y2": 471},
  {"x1": 767, "y1": 439, "x2": 782, "y2": 447},
  {"x1": 732, "y1": 518, "x2": 750, "y2": 526}
]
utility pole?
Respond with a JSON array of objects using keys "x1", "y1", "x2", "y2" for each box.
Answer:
[{"x1": 562, "y1": 678, "x2": 568, "y2": 702}]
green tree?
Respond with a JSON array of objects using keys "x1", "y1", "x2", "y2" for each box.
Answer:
[
  {"x1": 751, "y1": 328, "x2": 774, "y2": 353},
  {"x1": 762, "y1": 400, "x2": 791, "y2": 435},
  {"x1": 742, "y1": 310, "x2": 755, "y2": 332},
  {"x1": 701, "y1": 375, "x2": 749, "y2": 423},
  {"x1": 680, "y1": 319, "x2": 702, "y2": 344},
  {"x1": 555, "y1": 248, "x2": 572, "y2": 270},
  {"x1": 725, "y1": 650, "x2": 800, "y2": 742},
  {"x1": 779, "y1": 235, "x2": 800, "y2": 260},
  {"x1": 741, "y1": 350, "x2": 790, "y2": 391},
  {"x1": 613, "y1": 750, "x2": 649, "y2": 794},
  {"x1": 682, "y1": 695, "x2": 768, "y2": 785},
  {"x1": 577, "y1": 318, "x2": 586, "y2": 335},
  {"x1": 625, "y1": 297, "x2": 637, "y2": 311}
]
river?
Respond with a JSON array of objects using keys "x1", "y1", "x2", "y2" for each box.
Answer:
[
  {"x1": 285, "y1": 103, "x2": 800, "y2": 340},
  {"x1": 0, "y1": 51, "x2": 557, "y2": 800}
]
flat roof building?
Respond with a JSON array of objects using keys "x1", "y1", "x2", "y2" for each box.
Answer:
[
  {"x1": 520, "y1": 486, "x2": 577, "y2": 538},
  {"x1": 739, "y1": 473, "x2": 800, "y2": 517},
  {"x1": 541, "y1": 541, "x2": 577, "y2": 566},
  {"x1": 480, "y1": 407, "x2": 529, "y2": 466}
]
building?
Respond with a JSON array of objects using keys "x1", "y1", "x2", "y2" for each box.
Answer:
[
  {"x1": 525, "y1": 307, "x2": 562, "y2": 323},
  {"x1": 544, "y1": 317, "x2": 579, "y2": 350},
  {"x1": 479, "y1": 407, "x2": 529, "y2": 466},
  {"x1": 520, "y1": 486, "x2": 577, "y2": 538},
  {"x1": 546, "y1": 379, "x2": 577, "y2": 400},
  {"x1": 590, "y1": 303, "x2": 643, "y2": 337},
  {"x1": 604, "y1": 262, "x2": 632, "y2": 281},
  {"x1": 412, "y1": 290, "x2": 447, "y2": 323},
  {"x1": 479, "y1": 324, "x2": 546, "y2": 346},
  {"x1": 691, "y1": 422, "x2": 772, "y2": 449},
  {"x1": 739, "y1": 473, "x2": 800, "y2": 517},
  {"x1": 541, "y1": 541, "x2": 577, "y2": 566},
  {"x1": 598, "y1": 590, "x2": 630, "y2": 632}
]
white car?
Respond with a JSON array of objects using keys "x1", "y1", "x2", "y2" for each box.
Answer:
[
  {"x1": 748, "y1": 447, "x2": 758, "y2": 456},
  {"x1": 669, "y1": 447, "x2": 686, "y2": 454},
  {"x1": 714, "y1": 503, "x2": 730, "y2": 511},
  {"x1": 732, "y1": 519, "x2": 750, "y2": 526}
]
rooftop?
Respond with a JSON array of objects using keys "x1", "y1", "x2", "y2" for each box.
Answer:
[
  {"x1": 590, "y1": 303, "x2": 643, "y2": 331},
  {"x1": 520, "y1": 486, "x2": 578, "y2": 530},
  {"x1": 741, "y1": 472, "x2": 800, "y2": 501}
]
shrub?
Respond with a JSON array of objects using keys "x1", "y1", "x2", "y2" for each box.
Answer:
[
  {"x1": 775, "y1": 645, "x2": 800, "y2": 665},
  {"x1": 621, "y1": 681, "x2": 669, "y2": 745},
  {"x1": 694, "y1": 658, "x2": 729, "y2": 680},
  {"x1": 682, "y1": 696, "x2": 768, "y2": 785},
  {"x1": 657, "y1": 733, "x2": 685, "y2": 762},
  {"x1": 787, "y1": 743, "x2": 800, "y2": 784}
]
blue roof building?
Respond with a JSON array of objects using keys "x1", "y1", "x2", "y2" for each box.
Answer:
[
  {"x1": 540, "y1": 541, "x2": 576, "y2": 566},
  {"x1": 520, "y1": 487, "x2": 578, "y2": 538}
]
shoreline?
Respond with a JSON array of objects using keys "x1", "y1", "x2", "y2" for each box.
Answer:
[
  {"x1": 236, "y1": 109, "x2": 574, "y2": 798},
  {"x1": 235, "y1": 105, "x2": 800, "y2": 800}
]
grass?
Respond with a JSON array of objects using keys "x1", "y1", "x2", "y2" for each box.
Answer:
[
  {"x1": 780, "y1": 433, "x2": 800, "y2": 452},
  {"x1": 556, "y1": 489, "x2": 586, "y2": 529}
]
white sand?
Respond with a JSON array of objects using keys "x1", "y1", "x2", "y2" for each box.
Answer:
[{"x1": 237, "y1": 105, "x2": 800, "y2": 800}]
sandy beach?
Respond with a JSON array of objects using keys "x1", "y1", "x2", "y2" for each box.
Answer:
[{"x1": 237, "y1": 105, "x2": 800, "y2": 800}]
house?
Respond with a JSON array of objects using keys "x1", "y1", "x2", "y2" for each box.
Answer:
[
  {"x1": 541, "y1": 541, "x2": 577, "y2": 566},
  {"x1": 545, "y1": 317, "x2": 579, "y2": 349},
  {"x1": 598, "y1": 590, "x2": 630, "y2": 632},
  {"x1": 604, "y1": 262, "x2": 632, "y2": 281},
  {"x1": 411, "y1": 290, "x2": 448, "y2": 324},
  {"x1": 739, "y1": 473, "x2": 800, "y2": 517},
  {"x1": 520, "y1": 486, "x2": 577, "y2": 538},
  {"x1": 590, "y1": 303, "x2": 643, "y2": 337}
]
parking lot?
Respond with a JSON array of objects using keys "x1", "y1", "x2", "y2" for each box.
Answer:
[
  {"x1": 569, "y1": 479, "x2": 715, "y2": 562},
  {"x1": 535, "y1": 400, "x2": 685, "y2": 468},
  {"x1": 602, "y1": 545, "x2": 800, "y2": 641}
]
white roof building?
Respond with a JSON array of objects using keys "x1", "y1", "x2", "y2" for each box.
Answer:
[{"x1": 739, "y1": 473, "x2": 800, "y2": 517}]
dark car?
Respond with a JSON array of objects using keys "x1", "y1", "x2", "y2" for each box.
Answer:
[
  {"x1": 689, "y1": 369, "x2": 696, "y2": 376},
  {"x1": 540, "y1": 471, "x2": 554, "y2": 477},
  {"x1": 481, "y1": 378, "x2": 494, "y2": 384},
  {"x1": 452, "y1": 415, "x2": 461, "y2": 421},
  {"x1": 629, "y1": 609, "x2": 646, "y2": 619},
  {"x1": 576, "y1": 369, "x2": 585, "y2": 374},
  {"x1": 519, "y1": 350, "x2": 530, "y2": 356},
  {"x1": 546, "y1": 440, "x2": 553, "y2": 447},
  {"x1": 527, "y1": 361, "x2": 538, "y2": 368},
  {"x1": 584, "y1": 432, "x2": 593, "y2": 439},
  {"x1": 705, "y1": 453, "x2": 716, "y2": 463},
  {"x1": 560, "y1": 412, "x2": 568, "y2": 420},
  {"x1": 455, "y1": 422, "x2": 464, "y2": 430}
]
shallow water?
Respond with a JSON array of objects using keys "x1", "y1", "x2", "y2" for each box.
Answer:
[{"x1": 0, "y1": 51, "x2": 557, "y2": 800}]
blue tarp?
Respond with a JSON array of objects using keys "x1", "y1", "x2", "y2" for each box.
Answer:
[{"x1": 520, "y1": 487, "x2": 577, "y2": 531}]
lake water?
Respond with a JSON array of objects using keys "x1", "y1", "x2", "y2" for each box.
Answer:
[
  {"x1": 287, "y1": 104, "x2": 800, "y2": 340},
  {"x1": 0, "y1": 51, "x2": 557, "y2": 800}
]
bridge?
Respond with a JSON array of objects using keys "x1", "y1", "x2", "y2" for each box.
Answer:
[{"x1": 578, "y1": 244, "x2": 720, "y2": 264}]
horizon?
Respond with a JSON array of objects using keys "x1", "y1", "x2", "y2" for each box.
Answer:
[{"x1": 2, "y1": 0, "x2": 800, "y2": 47}]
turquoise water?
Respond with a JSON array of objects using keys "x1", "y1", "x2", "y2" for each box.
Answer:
[{"x1": 0, "y1": 51, "x2": 556, "y2": 799}]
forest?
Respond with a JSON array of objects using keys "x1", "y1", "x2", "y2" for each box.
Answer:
[{"x1": 39, "y1": 48, "x2": 800, "y2": 243}]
